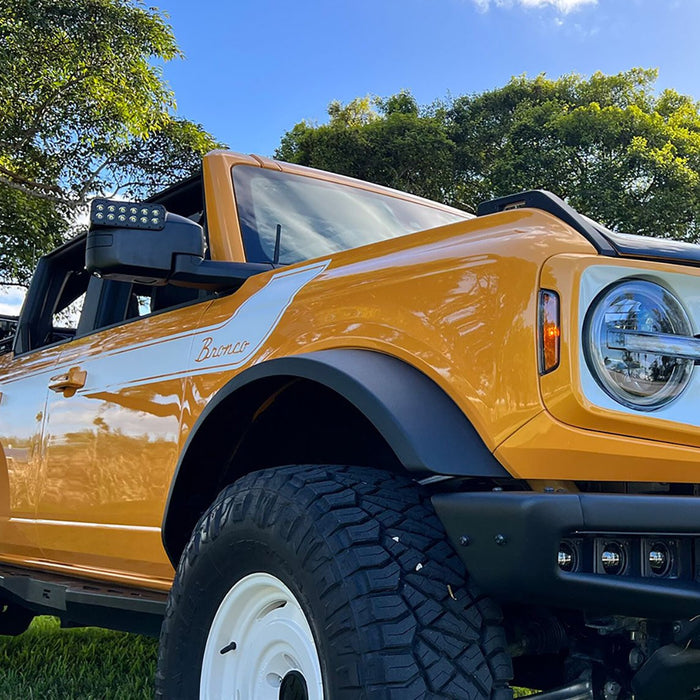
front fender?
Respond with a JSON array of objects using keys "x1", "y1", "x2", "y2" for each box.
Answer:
[{"x1": 162, "y1": 349, "x2": 509, "y2": 563}]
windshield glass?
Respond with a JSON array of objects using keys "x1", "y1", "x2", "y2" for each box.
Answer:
[{"x1": 232, "y1": 166, "x2": 469, "y2": 265}]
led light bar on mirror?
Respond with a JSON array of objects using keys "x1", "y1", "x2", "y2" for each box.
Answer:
[{"x1": 90, "y1": 199, "x2": 166, "y2": 231}]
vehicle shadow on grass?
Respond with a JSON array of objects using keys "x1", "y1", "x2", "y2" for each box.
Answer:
[{"x1": 0, "y1": 616, "x2": 157, "y2": 699}]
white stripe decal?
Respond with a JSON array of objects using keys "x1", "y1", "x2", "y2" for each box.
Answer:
[{"x1": 71, "y1": 260, "x2": 330, "y2": 393}]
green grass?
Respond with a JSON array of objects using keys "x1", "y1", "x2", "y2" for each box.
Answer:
[
  {"x1": 0, "y1": 616, "x2": 534, "y2": 698},
  {"x1": 0, "y1": 617, "x2": 158, "y2": 699}
]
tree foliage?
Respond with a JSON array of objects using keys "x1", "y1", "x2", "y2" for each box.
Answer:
[
  {"x1": 0, "y1": 0, "x2": 220, "y2": 281},
  {"x1": 277, "y1": 70, "x2": 700, "y2": 243},
  {"x1": 277, "y1": 91, "x2": 457, "y2": 205}
]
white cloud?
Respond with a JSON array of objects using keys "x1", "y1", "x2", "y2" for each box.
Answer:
[
  {"x1": 0, "y1": 287, "x2": 26, "y2": 316},
  {"x1": 474, "y1": 0, "x2": 597, "y2": 12}
]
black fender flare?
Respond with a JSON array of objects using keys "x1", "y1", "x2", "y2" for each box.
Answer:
[{"x1": 162, "y1": 349, "x2": 509, "y2": 562}]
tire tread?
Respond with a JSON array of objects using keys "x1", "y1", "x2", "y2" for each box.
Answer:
[{"x1": 156, "y1": 465, "x2": 512, "y2": 699}]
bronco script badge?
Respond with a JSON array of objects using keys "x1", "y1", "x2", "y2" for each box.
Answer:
[{"x1": 191, "y1": 260, "x2": 330, "y2": 372}]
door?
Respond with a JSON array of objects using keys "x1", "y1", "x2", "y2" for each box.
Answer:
[
  {"x1": 0, "y1": 346, "x2": 62, "y2": 565},
  {"x1": 0, "y1": 244, "x2": 90, "y2": 567},
  {"x1": 37, "y1": 282, "x2": 211, "y2": 587}
]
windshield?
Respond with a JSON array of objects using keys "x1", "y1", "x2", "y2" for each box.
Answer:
[{"x1": 232, "y1": 166, "x2": 469, "y2": 265}]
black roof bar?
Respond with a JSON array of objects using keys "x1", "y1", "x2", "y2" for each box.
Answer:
[{"x1": 477, "y1": 190, "x2": 618, "y2": 257}]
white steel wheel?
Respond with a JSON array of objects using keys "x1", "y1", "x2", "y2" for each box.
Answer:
[{"x1": 199, "y1": 572, "x2": 324, "y2": 700}]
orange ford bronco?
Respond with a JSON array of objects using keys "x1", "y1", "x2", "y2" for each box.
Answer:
[{"x1": 0, "y1": 150, "x2": 699, "y2": 699}]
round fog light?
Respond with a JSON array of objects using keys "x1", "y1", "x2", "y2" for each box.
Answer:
[
  {"x1": 558, "y1": 541, "x2": 577, "y2": 572},
  {"x1": 601, "y1": 543, "x2": 626, "y2": 575},
  {"x1": 648, "y1": 542, "x2": 672, "y2": 577}
]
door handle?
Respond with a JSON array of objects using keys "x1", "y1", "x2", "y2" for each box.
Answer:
[{"x1": 48, "y1": 366, "x2": 86, "y2": 396}]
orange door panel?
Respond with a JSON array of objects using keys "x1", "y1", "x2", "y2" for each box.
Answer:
[
  {"x1": 0, "y1": 344, "x2": 64, "y2": 565},
  {"x1": 35, "y1": 302, "x2": 212, "y2": 588}
]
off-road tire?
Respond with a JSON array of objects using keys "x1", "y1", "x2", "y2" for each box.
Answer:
[{"x1": 156, "y1": 465, "x2": 513, "y2": 698}]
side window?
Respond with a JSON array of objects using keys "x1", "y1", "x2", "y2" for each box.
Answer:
[
  {"x1": 81, "y1": 280, "x2": 209, "y2": 334},
  {"x1": 75, "y1": 279, "x2": 208, "y2": 336}
]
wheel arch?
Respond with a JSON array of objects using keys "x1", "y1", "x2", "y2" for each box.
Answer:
[{"x1": 162, "y1": 348, "x2": 509, "y2": 564}]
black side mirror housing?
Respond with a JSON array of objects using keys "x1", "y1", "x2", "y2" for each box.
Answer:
[
  {"x1": 85, "y1": 199, "x2": 273, "y2": 289},
  {"x1": 86, "y1": 209, "x2": 205, "y2": 286}
]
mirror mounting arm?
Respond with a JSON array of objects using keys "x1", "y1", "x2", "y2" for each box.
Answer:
[{"x1": 169, "y1": 255, "x2": 273, "y2": 290}]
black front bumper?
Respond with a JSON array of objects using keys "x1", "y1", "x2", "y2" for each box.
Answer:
[{"x1": 432, "y1": 491, "x2": 700, "y2": 620}]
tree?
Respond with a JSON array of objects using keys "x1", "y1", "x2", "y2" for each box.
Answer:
[
  {"x1": 0, "y1": 0, "x2": 221, "y2": 281},
  {"x1": 276, "y1": 91, "x2": 457, "y2": 205},
  {"x1": 276, "y1": 70, "x2": 700, "y2": 242}
]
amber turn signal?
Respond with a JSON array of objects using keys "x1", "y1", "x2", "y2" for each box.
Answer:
[{"x1": 538, "y1": 289, "x2": 560, "y2": 374}]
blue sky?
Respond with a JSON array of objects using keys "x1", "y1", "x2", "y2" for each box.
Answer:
[
  {"x1": 0, "y1": 285, "x2": 25, "y2": 315},
  {"x1": 157, "y1": 0, "x2": 700, "y2": 157}
]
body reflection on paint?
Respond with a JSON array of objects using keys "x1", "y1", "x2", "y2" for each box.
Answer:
[
  {"x1": 37, "y1": 308, "x2": 201, "y2": 581},
  {"x1": 0, "y1": 346, "x2": 63, "y2": 561},
  {"x1": 41, "y1": 385, "x2": 180, "y2": 520}
]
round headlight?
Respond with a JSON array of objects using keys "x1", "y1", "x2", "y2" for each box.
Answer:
[{"x1": 584, "y1": 279, "x2": 694, "y2": 410}]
